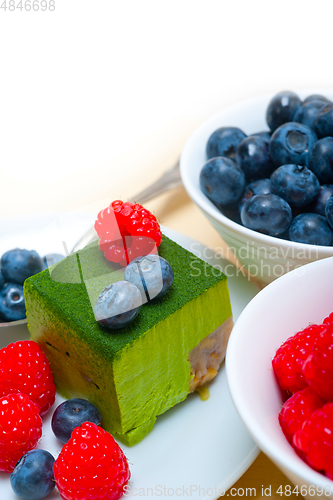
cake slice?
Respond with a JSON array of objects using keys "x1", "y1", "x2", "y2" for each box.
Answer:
[{"x1": 24, "y1": 235, "x2": 233, "y2": 446}]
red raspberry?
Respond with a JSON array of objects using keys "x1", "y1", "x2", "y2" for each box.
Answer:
[
  {"x1": 302, "y1": 322, "x2": 333, "y2": 400},
  {"x1": 95, "y1": 200, "x2": 162, "y2": 266},
  {"x1": 323, "y1": 312, "x2": 333, "y2": 325},
  {"x1": 279, "y1": 387, "x2": 324, "y2": 443},
  {"x1": 0, "y1": 381, "x2": 21, "y2": 397},
  {"x1": 0, "y1": 340, "x2": 56, "y2": 415},
  {"x1": 53, "y1": 422, "x2": 130, "y2": 500},
  {"x1": 293, "y1": 402, "x2": 333, "y2": 478},
  {"x1": 272, "y1": 324, "x2": 323, "y2": 393},
  {"x1": 0, "y1": 393, "x2": 42, "y2": 472}
]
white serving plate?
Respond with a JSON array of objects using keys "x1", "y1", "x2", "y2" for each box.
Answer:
[{"x1": 0, "y1": 213, "x2": 259, "y2": 500}]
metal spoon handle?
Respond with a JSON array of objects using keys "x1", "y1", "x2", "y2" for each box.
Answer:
[
  {"x1": 128, "y1": 160, "x2": 181, "y2": 204},
  {"x1": 71, "y1": 160, "x2": 181, "y2": 253}
]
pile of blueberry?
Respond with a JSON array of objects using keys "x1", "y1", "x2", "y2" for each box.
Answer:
[
  {"x1": 200, "y1": 91, "x2": 333, "y2": 245},
  {"x1": 10, "y1": 398, "x2": 102, "y2": 500},
  {"x1": 0, "y1": 249, "x2": 64, "y2": 322},
  {"x1": 94, "y1": 254, "x2": 174, "y2": 329}
]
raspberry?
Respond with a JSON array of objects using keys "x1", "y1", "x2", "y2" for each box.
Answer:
[
  {"x1": 279, "y1": 387, "x2": 324, "y2": 443},
  {"x1": 0, "y1": 381, "x2": 21, "y2": 397},
  {"x1": 53, "y1": 421, "x2": 130, "y2": 500},
  {"x1": 302, "y1": 322, "x2": 333, "y2": 400},
  {"x1": 324, "y1": 312, "x2": 333, "y2": 325},
  {"x1": 0, "y1": 393, "x2": 42, "y2": 472},
  {"x1": 0, "y1": 340, "x2": 56, "y2": 415},
  {"x1": 95, "y1": 200, "x2": 162, "y2": 266},
  {"x1": 272, "y1": 324, "x2": 323, "y2": 393},
  {"x1": 293, "y1": 402, "x2": 333, "y2": 479}
]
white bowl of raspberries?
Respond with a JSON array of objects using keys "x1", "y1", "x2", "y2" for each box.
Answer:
[
  {"x1": 226, "y1": 256, "x2": 333, "y2": 500},
  {"x1": 180, "y1": 89, "x2": 333, "y2": 284}
]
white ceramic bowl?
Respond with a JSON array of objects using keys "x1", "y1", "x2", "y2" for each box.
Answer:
[
  {"x1": 226, "y1": 256, "x2": 333, "y2": 500},
  {"x1": 180, "y1": 89, "x2": 333, "y2": 284}
]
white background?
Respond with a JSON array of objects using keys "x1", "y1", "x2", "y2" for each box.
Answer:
[{"x1": 0, "y1": 0, "x2": 332, "y2": 217}]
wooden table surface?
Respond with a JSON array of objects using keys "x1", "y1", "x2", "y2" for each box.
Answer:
[{"x1": 144, "y1": 185, "x2": 296, "y2": 500}]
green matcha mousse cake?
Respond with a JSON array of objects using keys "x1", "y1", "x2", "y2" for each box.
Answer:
[{"x1": 24, "y1": 235, "x2": 233, "y2": 446}]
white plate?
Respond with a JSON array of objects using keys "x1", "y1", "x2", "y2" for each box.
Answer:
[{"x1": 0, "y1": 213, "x2": 259, "y2": 500}]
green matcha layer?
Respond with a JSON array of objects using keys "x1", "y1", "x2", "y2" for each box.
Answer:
[{"x1": 25, "y1": 235, "x2": 232, "y2": 446}]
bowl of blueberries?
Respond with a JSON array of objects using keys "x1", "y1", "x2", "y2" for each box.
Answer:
[
  {"x1": 0, "y1": 250, "x2": 64, "y2": 327},
  {"x1": 180, "y1": 89, "x2": 333, "y2": 284},
  {"x1": 0, "y1": 211, "x2": 97, "y2": 328}
]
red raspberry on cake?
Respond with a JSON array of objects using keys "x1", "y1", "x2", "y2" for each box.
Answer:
[
  {"x1": 53, "y1": 421, "x2": 130, "y2": 500},
  {"x1": 302, "y1": 322, "x2": 333, "y2": 400},
  {"x1": 279, "y1": 387, "x2": 325, "y2": 444},
  {"x1": 95, "y1": 200, "x2": 162, "y2": 266},
  {"x1": 0, "y1": 340, "x2": 56, "y2": 415},
  {"x1": 0, "y1": 393, "x2": 42, "y2": 472},
  {"x1": 272, "y1": 324, "x2": 323, "y2": 393},
  {"x1": 293, "y1": 402, "x2": 333, "y2": 478}
]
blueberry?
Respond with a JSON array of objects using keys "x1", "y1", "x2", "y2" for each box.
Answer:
[
  {"x1": 303, "y1": 94, "x2": 331, "y2": 105},
  {"x1": 269, "y1": 122, "x2": 317, "y2": 168},
  {"x1": 0, "y1": 283, "x2": 25, "y2": 321},
  {"x1": 325, "y1": 196, "x2": 333, "y2": 230},
  {"x1": 200, "y1": 157, "x2": 246, "y2": 206},
  {"x1": 240, "y1": 194, "x2": 292, "y2": 236},
  {"x1": 42, "y1": 253, "x2": 65, "y2": 270},
  {"x1": 1, "y1": 249, "x2": 43, "y2": 285},
  {"x1": 124, "y1": 254, "x2": 173, "y2": 302},
  {"x1": 308, "y1": 137, "x2": 333, "y2": 183},
  {"x1": 206, "y1": 127, "x2": 246, "y2": 160},
  {"x1": 51, "y1": 398, "x2": 102, "y2": 443},
  {"x1": 266, "y1": 91, "x2": 302, "y2": 132},
  {"x1": 310, "y1": 185, "x2": 333, "y2": 216},
  {"x1": 235, "y1": 136, "x2": 274, "y2": 181},
  {"x1": 314, "y1": 103, "x2": 333, "y2": 138},
  {"x1": 10, "y1": 449, "x2": 55, "y2": 500},
  {"x1": 276, "y1": 229, "x2": 290, "y2": 241},
  {"x1": 251, "y1": 131, "x2": 271, "y2": 142},
  {"x1": 293, "y1": 100, "x2": 326, "y2": 130},
  {"x1": 216, "y1": 203, "x2": 242, "y2": 224},
  {"x1": 270, "y1": 164, "x2": 320, "y2": 207},
  {"x1": 0, "y1": 269, "x2": 4, "y2": 290},
  {"x1": 94, "y1": 280, "x2": 142, "y2": 329},
  {"x1": 239, "y1": 178, "x2": 272, "y2": 211},
  {"x1": 289, "y1": 213, "x2": 333, "y2": 246},
  {"x1": 291, "y1": 205, "x2": 308, "y2": 219}
]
